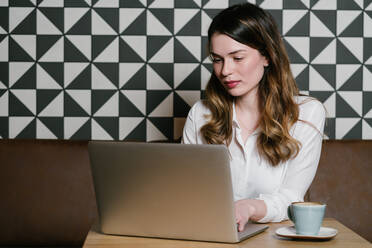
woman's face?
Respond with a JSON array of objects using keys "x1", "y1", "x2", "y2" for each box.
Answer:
[{"x1": 210, "y1": 33, "x2": 268, "y2": 99}]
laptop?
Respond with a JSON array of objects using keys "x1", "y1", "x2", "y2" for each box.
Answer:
[{"x1": 88, "y1": 141, "x2": 268, "y2": 243}]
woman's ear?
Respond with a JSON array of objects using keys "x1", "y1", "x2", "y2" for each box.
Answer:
[{"x1": 263, "y1": 57, "x2": 269, "y2": 67}]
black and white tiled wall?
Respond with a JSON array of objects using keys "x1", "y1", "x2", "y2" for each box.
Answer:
[{"x1": 0, "y1": 0, "x2": 371, "y2": 141}]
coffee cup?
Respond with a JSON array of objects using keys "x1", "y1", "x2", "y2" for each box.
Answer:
[{"x1": 287, "y1": 202, "x2": 326, "y2": 235}]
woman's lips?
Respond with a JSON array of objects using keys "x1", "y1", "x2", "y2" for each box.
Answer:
[{"x1": 225, "y1": 80, "x2": 240, "y2": 89}]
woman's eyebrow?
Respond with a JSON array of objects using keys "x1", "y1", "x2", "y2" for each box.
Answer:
[{"x1": 210, "y1": 49, "x2": 247, "y2": 57}]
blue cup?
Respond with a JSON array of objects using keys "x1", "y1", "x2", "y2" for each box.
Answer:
[{"x1": 287, "y1": 202, "x2": 326, "y2": 235}]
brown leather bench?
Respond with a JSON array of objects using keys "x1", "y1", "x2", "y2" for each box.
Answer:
[{"x1": 0, "y1": 139, "x2": 371, "y2": 246}]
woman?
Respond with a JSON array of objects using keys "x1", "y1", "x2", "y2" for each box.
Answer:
[{"x1": 182, "y1": 3, "x2": 325, "y2": 232}]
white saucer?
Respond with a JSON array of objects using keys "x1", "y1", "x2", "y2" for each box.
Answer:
[{"x1": 275, "y1": 226, "x2": 338, "y2": 240}]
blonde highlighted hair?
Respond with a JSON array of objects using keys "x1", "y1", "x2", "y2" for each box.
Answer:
[{"x1": 201, "y1": 3, "x2": 301, "y2": 166}]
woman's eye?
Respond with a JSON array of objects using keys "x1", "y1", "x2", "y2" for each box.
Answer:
[
  {"x1": 212, "y1": 57, "x2": 222, "y2": 63},
  {"x1": 234, "y1": 57, "x2": 243, "y2": 61}
]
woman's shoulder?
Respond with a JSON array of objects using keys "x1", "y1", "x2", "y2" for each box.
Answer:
[
  {"x1": 189, "y1": 99, "x2": 211, "y2": 116},
  {"x1": 295, "y1": 95, "x2": 326, "y2": 122}
]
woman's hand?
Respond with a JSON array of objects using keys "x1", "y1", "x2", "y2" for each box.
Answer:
[{"x1": 235, "y1": 199, "x2": 267, "y2": 232}]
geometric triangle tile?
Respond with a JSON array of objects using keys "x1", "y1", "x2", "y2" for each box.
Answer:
[
  {"x1": 92, "y1": 64, "x2": 117, "y2": 90},
  {"x1": 266, "y1": 9, "x2": 283, "y2": 34},
  {"x1": 363, "y1": 92, "x2": 372, "y2": 116},
  {"x1": 36, "y1": 117, "x2": 63, "y2": 139},
  {"x1": 93, "y1": 8, "x2": 119, "y2": 34},
  {"x1": 91, "y1": 117, "x2": 115, "y2": 140},
  {"x1": 148, "y1": 0, "x2": 174, "y2": 8},
  {"x1": 119, "y1": 62, "x2": 146, "y2": 89},
  {"x1": 0, "y1": 7, "x2": 9, "y2": 33},
  {"x1": 36, "y1": 8, "x2": 62, "y2": 35},
  {"x1": 147, "y1": 9, "x2": 172, "y2": 36},
  {"x1": 148, "y1": 8, "x2": 173, "y2": 35},
  {"x1": 363, "y1": 65, "x2": 372, "y2": 91},
  {"x1": 342, "y1": 118, "x2": 362, "y2": 139},
  {"x1": 93, "y1": 0, "x2": 119, "y2": 8},
  {"x1": 338, "y1": 37, "x2": 363, "y2": 63},
  {"x1": 336, "y1": 92, "x2": 361, "y2": 117},
  {"x1": 9, "y1": 34, "x2": 36, "y2": 61},
  {"x1": 323, "y1": 117, "x2": 335, "y2": 139},
  {"x1": 311, "y1": 91, "x2": 336, "y2": 117},
  {"x1": 9, "y1": 116, "x2": 35, "y2": 138},
  {"x1": 119, "y1": 63, "x2": 146, "y2": 89},
  {"x1": 148, "y1": 117, "x2": 173, "y2": 141},
  {"x1": 0, "y1": 36, "x2": 8, "y2": 61},
  {"x1": 147, "y1": 36, "x2": 173, "y2": 62},
  {"x1": 123, "y1": 117, "x2": 146, "y2": 141},
  {"x1": 283, "y1": 10, "x2": 309, "y2": 36},
  {"x1": 174, "y1": 91, "x2": 192, "y2": 117},
  {"x1": 175, "y1": 36, "x2": 201, "y2": 62},
  {"x1": 38, "y1": 0, "x2": 64, "y2": 7},
  {"x1": 119, "y1": 36, "x2": 144, "y2": 62},
  {"x1": 309, "y1": 11, "x2": 335, "y2": 37},
  {"x1": 65, "y1": 35, "x2": 91, "y2": 60},
  {"x1": 38, "y1": 36, "x2": 64, "y2": 62},
  {"x1": 310, "y1": 37, "x2": 334, "y2": 62},
  {"x1": 36, "y1": 63, "x2": 63, "y2": 89},
  {"x1": 121, "y1": 90, "x2": 146, "y2": 115},
  {"x1": 36, "y1": 117, "x2": 58, "y2": 139},
  {"x1": 8, "y1": 62, "x2": 33, "y2": 88},
  {"x1": 64, "y1": 7, "x2": 90, "y2": 34},
  {"x1": 37, "y1": 89, "x2": 63, "y2": 116},
  {"x1": 311, "y1": 38, "x2": 336, "y2": 64},
  {"x1": 94, "y1": 36, "x2": 119, "y2": 62},
  {"x1": 174, "y1": 8, "x2": 200, "y2": 35},
  {"x1": 0, "y1": 117, "x2": 8, "y2": 139},
  {"x1": 64, "y1": 91, "x2": 90, "y2": 117},
  {"x1": 146, "y1": 64, "x2": 172, "y2": 90},
  {"x1": 336, "y1": 38, "x2": 362, "y2": 64},
  {"x1": 10, "y1": 62, "x2": 36, "y2": 89},
  {"x1": 148, "y1": 63, "x2": 173, "y2": 89},
  {"x1": 10, "y1": 8, "x2": 36, "y2": 34},
  {"x1": 201, "y1": 9, "x2": 213, "y2": 36},
  {"x1": 146, "y1": 118, "x2": 168, "y2": 142},
  {"x1": 338, "y1": 65, "x2": 363, "y2": 91},
  {"x1": 119, "y1": 117, "x2": 144, "y2": 140},
  {"x1": 37, "y1": 7, "x2": 64, "y2": 33},
  {"x1": 174, "y1": 63, "x2": 199, "y2": 89},
  {"x1": 148, "y1": 92, "x2": 173, "y2": 117},
  {"x1": 364, "y1": 11, "x2": 372, "y2": 37},
  {"x1": 309, "y1": 65, "x2": 334, "y2": 91},
  {"x1": 337, "y1": 11, "x2": 363, "y2": 37},
  {"x1": 259, "y1": 0, "x2": 283, "y2": 9},
  {"x1": 336, "y1": 64, "x2": 361, "y2": 90},
  {"x1": 0, "y1": 62, "x2": 8, "y2": 88},
  {"x1": 312, "y1": 0, "x2": 337, "y2": 10},
  {"x1": 64, "y1": 62, "x2": 90, "y2": 88},
  {"x1": 292, "y1": 64, "x2": 309, "y2": 91},
  {"x1": 338, "y1": 91, "x2": 363, "y2": 116},
  {"x1": 65, "y1": 89, "x2": 91, "y2": 116},
  {"x1": 93, "y1": 63, "x2": 119, "y2": 89},
  {"x1": 362, "y1": 119, "x2": 372, "y2": 139},
  {"x1": 119, "y1": 92, "x2": 144, "y2": 117},
  {"x1": 121, "y1": 35, "x2": 147, "y2": 61},
  {"x1": 283, "y1": 0, "x2": 308, "y2": 9},
  {"x1": 0, "y1": 90, "x2": 8, "y2": 116},
  {"x1": 337, "y1": 0, "x2": 363, "y2": 10},
  {"x1": 119, "y1": 8, "x2": 145, "y2": 34},
  {"x1": 64, "y1": 35, "x2": 90, "y2": 62},
  {"x1": 67, "y1": 64, "x2": 92, "y2": 90},
  {"x1": 119, "y1": 0, "x2": 146, "y2": 8},
  {"x1": 175, "y1": 90, "x2": 200, "y2": 113},
  {"x1": 63, "y1": 116, "x2": 90, "y2": 139},
  {"x1": 175, "y1": 0, "x2": 200, "y2": 8},
  {"x1": 176, "y1": 64, "x2": 201, "y2": 90},
  {"x1": 146, "y1": 90, "x2": 172, "y2": 115},
  {"x1": 284, "y1": 37, "x2": 309, "y2": 62},
  {"x1": 10, "y1": 89, "x2": 36, "y2": 115},
  {"x1": 67, "y1": 117, "x2": 91, "y2": 140},
  {"x1": 364, "y1": 38, "x2": 372, "y2": 64},
  {"x1": 92, "y1": 35, "x2": 117, "y2": 61},
  {"x1": 93, "y1": 90, "x2": 119, "y2": 116},
  {"x1": 203, "y1": 0, "x2": 229, "y2": 8},
  {"x1": 91, "y1": 9, "x2": 117, "y2": 35},
  {"x1": 335, "y1": 117, "x2": 360, "y2": 139},
  {"x1": 36, "y1": 35, "x2": 60, "y2": 60}
]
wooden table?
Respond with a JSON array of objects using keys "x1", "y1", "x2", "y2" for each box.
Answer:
[{"x1": 83, "y1": 218, "x2": 371, "y2": 248}]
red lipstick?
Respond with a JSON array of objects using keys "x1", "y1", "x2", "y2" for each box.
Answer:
[{"x1": 225, "y1": 80, "x2": 240, "y2": 89}]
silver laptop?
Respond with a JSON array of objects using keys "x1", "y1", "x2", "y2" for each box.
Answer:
[{"x1": 88, "y1": 141, "x2": 268, "y2": 243}]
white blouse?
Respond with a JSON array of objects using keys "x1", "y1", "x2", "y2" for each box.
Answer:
[{"x1": 182, "y1": 96, "x2": 326, "y2": 223}]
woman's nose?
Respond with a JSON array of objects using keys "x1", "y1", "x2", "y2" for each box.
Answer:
[{"x1": 221, "y1": 60, "x2": 233, "y2": 76}]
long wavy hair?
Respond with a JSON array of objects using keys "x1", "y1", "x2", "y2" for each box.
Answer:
[{"x1": 201, "y1": 3, "x2": 301, "y2": 166}]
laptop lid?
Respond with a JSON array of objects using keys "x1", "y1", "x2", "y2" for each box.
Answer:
[{"x1": 88, "y1": 141, "x2": 267, "y2": 243}]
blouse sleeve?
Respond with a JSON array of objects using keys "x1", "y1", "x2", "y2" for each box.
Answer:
[
  {"x1": 256, "y1": 99, "x2": 326, "y2": 223},
  {"x1": 181, "y1": 101, "x2": 200, "y2": 144}
]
